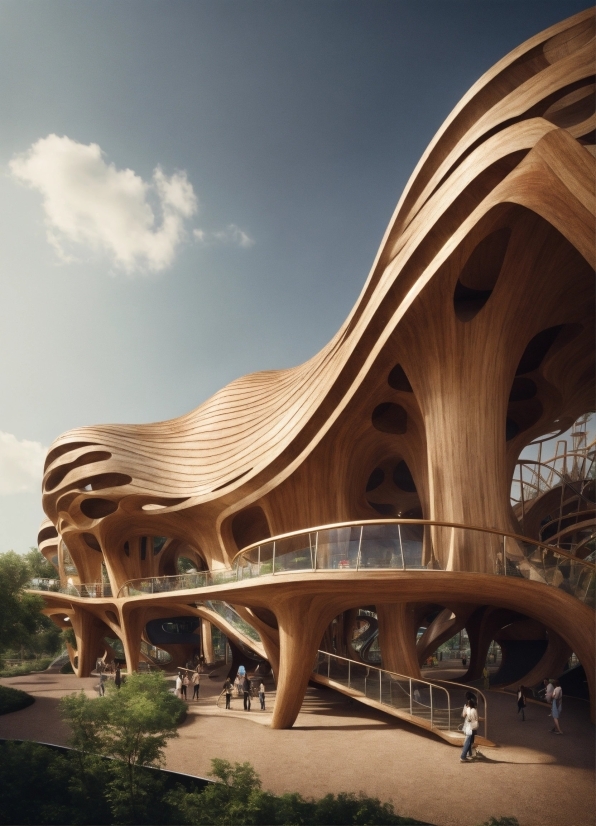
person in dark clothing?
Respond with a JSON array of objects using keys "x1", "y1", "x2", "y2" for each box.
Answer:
[
  {"x1": 223, "y1": 678, "x2": 233, "y2": 709},
  {"x1": 115, "y1": 664, "x2": 121, "y2": 689},
  {"x1": 517, "y1": 685, "x2": 527, "y2": 721},
  {"x1": 243, "y1": 675, "x2": 251, "y2": 711}
]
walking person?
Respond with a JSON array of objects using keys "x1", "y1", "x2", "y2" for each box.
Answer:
[
  {"x1": 551, "y1": 680, "x2": 563, "y2": 734},
  {"x1": 115, "y1": 664, "x2": 122, "y2": 690},
  {"x1": 544, "y1": 678, "x2": 555, "y2": 711},
  {"x1": 192, "y1": 669, "x2": 200, "y2": 701},
  {"x1": 99, "y1": 672, "x2": 107, "y2": 696},
  {"x1": 223, "y1": 678, "x2": 233, "y2": 709},
  {"x1": 460, "y1": 697, "x2": 478, "y2": 763},
  {"x1": 175, "y1": 672, "x2": 183, "y2": 698},
  {"x1": 482, "y1": 665, "x2": 489, "y2": 690},
  {"x1": 517, "y1": 685, "x2": 526, "y2": 721},
  {"x1": 243, "y1": 675, "x2": 251, "y2": 711},
  {"x1": 182, "y1": 673, "x2": 189, "y2": 700},
  {"x1": 258, "y1": 681, "x2": 266, "y2": 710}
]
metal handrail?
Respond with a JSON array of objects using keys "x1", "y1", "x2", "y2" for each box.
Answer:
[
  {"x1": 311, "y1": 650, "x2": 488, "y2": 738},
  {"x1": 31, "y1": 520, "x2": 595, "y2": 603},
  {"x1": 231, "y1": 518, "x2": 596, "y2": 569}
]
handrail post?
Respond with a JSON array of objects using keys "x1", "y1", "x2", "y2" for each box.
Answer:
[
  {"x1": 356, "y1": 525, "x2": 363, "y2": 571},
  {"x1": 348, "y1": 659, "x2": 351, "y2": 689},
  {"x1": 399, "y1": 523, "x2": 405, "y2": 570},
  {"x1": 447, "y1": 687, "x2": 451, "y2": 731},
  {"x1": 327, "y1": 653, "x2": 330, "y2": 679},
  {"x1": 258, "y1": 545, "x2": 261, "y2": 576},
  {"x1": 503, "y1": 534, "x2": 506, "y2": 576},
  {"x1": 272, "y1": 541, "x2": 276, "y2": 575},
  {"x1": 379, "y1": 670, "x2": 382, "y2": 703},
  {"x1": 409, "y1": 678, "x2": 412, "y2": 715},
  {"x1": 314, "y1": 532, "x2": 319, "y2": 570},
  {"x1": 430, "y1": 685, "x2": 433, "y2": 729}
]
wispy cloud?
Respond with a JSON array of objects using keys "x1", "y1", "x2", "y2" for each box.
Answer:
[
  {"x1": 0, "y1": 432, "x2": 46, "y2": 495},
  {"x1": 9, "y1": 134, "x2": 198, "y2": 274},
  {"x1": 194, "y1": 224, "x2": 255, "y2": 249}
]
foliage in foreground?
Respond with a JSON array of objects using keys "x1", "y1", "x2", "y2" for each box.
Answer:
[
  {"x1": 169, "y1": 758, "x2": 423, "y2": 825},
  {"x1": 0, "y1": 684, "x2": 35, "y2": 715},
  {"x1": 0, "y1": 657, "x2": 53, "y2": 678},
  {"x1": 60, "y1": 671, "x2": 186, "y2": 824}
]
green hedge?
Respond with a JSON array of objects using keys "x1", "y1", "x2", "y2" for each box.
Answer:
[
  {"x1": 0, "y1": 686, "x2": 35, "y2": 715},
  {"x1": 0, "y1": 658, "x2": 52, "y2": 679}
]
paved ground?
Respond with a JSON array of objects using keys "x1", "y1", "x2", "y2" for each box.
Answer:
[{"x1": 1, "y1": 668, "x2": 594, "y2": 826}]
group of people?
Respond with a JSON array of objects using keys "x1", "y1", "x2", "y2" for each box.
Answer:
[
  {"x1": 96, "y1": 659, "x2": 121, "y2": 695},
  {"x1": 175, "y1": 666, "x2": 202, "y2": 701},
  {"x1": 223, "y1": 669, "x2": 266, "y2": 711},
  {"x1": 515, "y1": 679, "x2": 563, "y2": 732}
]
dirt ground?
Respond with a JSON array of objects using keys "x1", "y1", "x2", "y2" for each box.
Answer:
[{"x1": 1, "y1": 668, "x2": 594, "y2": 826}]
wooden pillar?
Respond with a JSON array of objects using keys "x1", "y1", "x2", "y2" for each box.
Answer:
[
  {"x1": 119, "y1": 606, "x2": 147, "y2": 674},
  {"x1": 376, "y1": 603, "x2": 421, "y2": 678},
  {"x1": 201, "y1": 619, "x2": 214, "y2": 663},
  {"x1": 271, "y1": 596, "x2": 336, "y2": 730},
  {"x1": 70, "y1": 607, "x2": 108, "y2": 677}
]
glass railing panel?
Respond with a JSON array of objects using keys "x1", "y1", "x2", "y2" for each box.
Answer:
[
  {"x1": 205, "y1": 601, "x2": 263, "y2": 643},
  {"x1": 273, "y1": 533, "x2": 316, "y2": 573},
  {"x1": 328, "y1": 654, "x2": 350, "y2": 684},
  {"x1": 359, "y1": 524, "x2": 402, "y2": 569},
  {"x1": 258, "y1": 542, "x2": 274, "y2": 576},
  {"x1": 402, "y1": 523, "x2": 425, "y2": 568},
  {"x1": 315, "y1": 527, "x2": 361, "y2": 570}
]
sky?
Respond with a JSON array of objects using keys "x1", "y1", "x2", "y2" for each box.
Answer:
[{"x1": 0, "y1": 0, "x2": 592, "y2": 553}]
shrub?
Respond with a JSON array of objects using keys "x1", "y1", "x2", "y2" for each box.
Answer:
[
  {"x1": 0, "y1": 685, "x2": 35, "y2": 715},
  {"x1": 0, "y1": 658, "x2": 52, "y2": 678}
]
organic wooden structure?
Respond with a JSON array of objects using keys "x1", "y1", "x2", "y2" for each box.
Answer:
[{"x1": 33, "y1": 10, "x2": 595, "y2": 730}]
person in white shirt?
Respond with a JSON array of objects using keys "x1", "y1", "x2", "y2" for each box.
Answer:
[
  {"x1": 545, "y1": 679, "x2": 555, "y2": 704},
  {"x1": 175, "y1": 672, "x2": 183, "y2": 698},
  {"x1": 460, "y1": 698, "x2": 478, "y2": 762},
  {"x1": 551, "y1": 681, "x2": 563, "y2": 734},
  {"x1": 258, "y1": 681, "x2": 266, "y2": 710}
]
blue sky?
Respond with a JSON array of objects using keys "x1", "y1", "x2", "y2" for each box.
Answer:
[{"x1": 0, "y1": 0, "x2": 590, "y2": 552}]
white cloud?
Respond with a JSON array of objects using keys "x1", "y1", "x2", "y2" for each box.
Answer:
[
  {"x1": 9, "y1": 134, "x2": 198, "y2": 274},
  {"x1": 194, "y1": 223, "x2": 254, "y2": 249},
  {"x1": 0, "y1": 432, "x2": 46, "y2": 495}
]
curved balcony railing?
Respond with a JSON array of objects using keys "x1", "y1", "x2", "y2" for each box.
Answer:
[
  {"x1": 31, "y1": 520, "x2": 595, "y2": 608},
  {"x1": 30, "y1": 579, "x2": 113, "y2": 598},
  {"x1": 230, "y1": 521, "x2": 595, "y2": 608}
]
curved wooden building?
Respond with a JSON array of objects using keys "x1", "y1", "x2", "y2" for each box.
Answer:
[{"x1": 33, "y1": 10, "x2": 595, "y2": 730}]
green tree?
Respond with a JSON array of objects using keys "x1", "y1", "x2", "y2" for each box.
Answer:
[
  {"x1": 169, "y1": 759, "x2": 421, "y2": 825},
  {"x1": 24, "y1": 547, "x2": 58, "y2": 579},
  {"x1": 61, "y1": 671, "x2": 185, "y2": 825},
  {"x1": 0, "y1": 551, "x2": 46, "y2": 662}
]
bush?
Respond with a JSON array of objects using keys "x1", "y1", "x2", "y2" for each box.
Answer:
[
  {"x1": 168, "y1": 759, "x2": 425, "y2": 825},
  {"x1": 0, "y1": 658, "x2": 52, "y2": 678},
  {"x1": 60, "y1": 661, "x2": 74, "y2": 674},
  {"x1": 0, "y1": 685, "x2": 35, "y2": 715}
]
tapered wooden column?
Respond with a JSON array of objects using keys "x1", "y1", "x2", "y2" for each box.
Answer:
[
  {"x1": 271, "y1": 595, "x2": 337, "y2": 729},
  {"x1": 120, "y1": 606, "x2": 147, "y2": 673},
  {"x1": 376, "y1": 603, "x2": 421, "y2": 678},
  {"x1": 70, "y1": 607, "x2": 108, "y2": 677},
  {"x1": 201, "y1": 619, "x2": 214, "y2": 663}
]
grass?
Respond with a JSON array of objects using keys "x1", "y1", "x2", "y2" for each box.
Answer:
[{"x1": 0, "y1": 685, "x2": 35, "y2": 715}]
